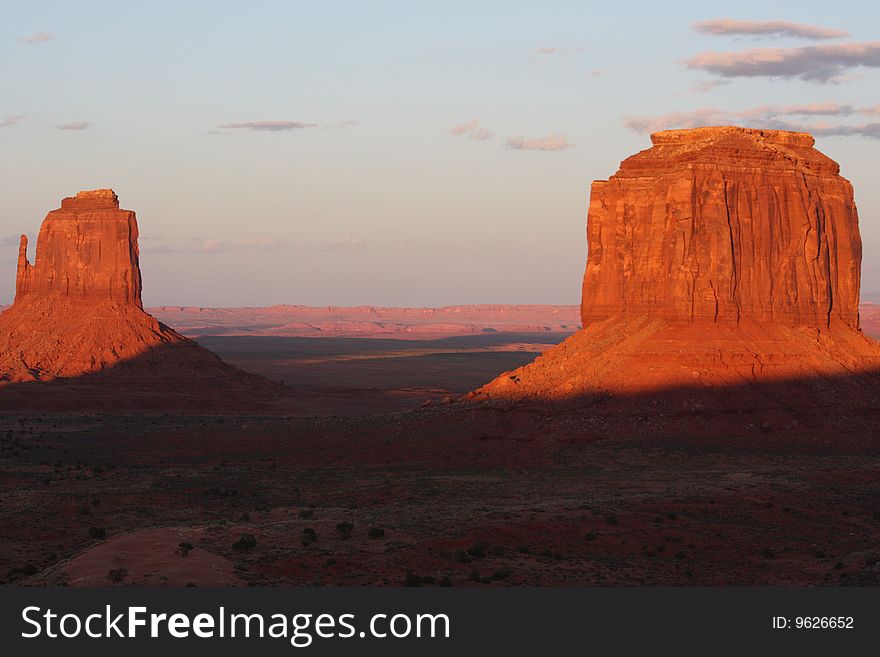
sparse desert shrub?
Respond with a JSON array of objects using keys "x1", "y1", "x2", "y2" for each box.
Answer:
[
  {"x1": 467, "y1": 542, "x2": 488, "y2": 559},
  {"x1": 454, "y1": 550, "x2": 471, "y2": 564},
  {"x1": 834, "y1": 561, "x2": 845, "y2": 570},
  {"x1": 7, "y1": 564, "x2": 39, "y2": 579},
  {"x1": 301, "y1": 528, "x2": 318, "y2": 546},
  {"x1": 368, "y1": 527, "x2": 385, "y2": 539},
  {"x1": 232, "y1": 534, "x2": 257, "y2": 552},
  {"x1": 492, "y1": 569, "x2": 512, "y2": 581},
  {"x1": 299, "y1": 509, "x2": 314, "y2": 519},
  {"x1": 107, "y1": 568, "x2": 128, "y2": 584},
  {"x1": 177, "y1": 541, "x2": 193, "y2": 557},
  {"x1": 88, "y1": 527, "x2": 106, "y2": 540},
  {"x1": 584, "y1": 531, "x2": 598, "y2": 541},
  {"x1": 759, "y1": 548, "x2": 775, "y2": 559},
  {"x1": 204, "y1": 485, "x2": 238, "y2": 498},
  {"x1": 403, "y1": 573, "x2": 435, "y2": 587},
  {"x1": 335, "y1": 522, "x2": 354, "y2": 539},
  {"x1": 605, "y1": 513, "x2": 619, "y2": 526}
]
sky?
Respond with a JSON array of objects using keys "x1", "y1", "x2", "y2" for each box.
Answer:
[{"x1": 2, "y1": 0, "x2": 880, "y2": 307}]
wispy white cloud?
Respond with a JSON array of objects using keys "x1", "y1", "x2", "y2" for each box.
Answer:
[
  {"x1": 218, "y1": 120, "x2": 319, "y2": 131},
  {"x1": 688, "y1": 79, "x2": 731, "y2": 93},
  {"x1": 624, "y1": 103, "x2": 880, "y2": 139},
  {"x1": 693, "y1": 19, "x2": 849, "y2": 41},
  {"x1": 218, "y1": 119, "x2": 356, "y2": 132},
  {"x1": 56, "y1": 121, "x2": 90, "y2": 131},
  {"x1": 20, "y1": 32, "x2": 53, "y2": 45},
  {"x1": 0, "y1": 114, "x2": 25, "y2": 128},
  {"x1": 0, "y1": 234, "x2": 25, "y2": 248},
  {"x1": 324, "y1": 119, "x2": 358, "y2": 129},
  {"x1": 505, "y1": 134, "x2": 573, "y2": 151},
  {"x1": 588, "y1": 69, "x2": 604, "y2": 77},
  {"x1": 536, "y1": 46, "x2": 586, "y2": 55},
  {"x1": 141, "y1": 235, "x2": 365, "y2": 254},
  {"x1": 685, "y1": 41, "x2": 880, "y2": 82},
  {"x1": 450, "y1": 119, "x2": 492, "y2": 141}
]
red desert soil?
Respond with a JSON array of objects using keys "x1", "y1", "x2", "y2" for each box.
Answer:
[{"x1": 42, "y1": 527, "x2": 244, "y2": 587}]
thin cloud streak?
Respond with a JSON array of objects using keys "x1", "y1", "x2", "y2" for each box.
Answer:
[
  {"x1": 141, "y1": 235, "x2": 365, "y2": 254},
  {"x1": 689, "y1": 79, "x2": 730, "y2": 93},
  {"x1": 218, "y1": 119, "x2": 356, "y2": 132},
  {"x1": 324, "y1": 120, "x2": 358, "y2": 129},
  {"x1": 505, "y1": 134, "x2": 573, "y2": 151},
  {"x1": 0, "y1": 234, "x2": 26, "y2": 248},
  {"x1": 624, "y1": 103, "x2": 880, "y2": 139},
  {"x1": 219, "y1": 120, "x2": 319, "y2": 131},
  {"x1": 537, "y1": 46, "x2": 586, "y2": 55},
  {"x1": 0, "y1": 114, "x2": 25, "y2": 128},
  {"x1": 685, "y1": 41, "x2": 880, "y2": 82},
  {"x1": 20, "y1": 32, "x2": 53, "y2": 45},
  {"x1": 693, "y1": 19, "x2": 849, "y2": 41},
  {"x1": 56, "y1": 121, "x2": 90, "y2": 131},
  {"x1": 450, "y1": 120, "x2": 492, "y2": 141}
]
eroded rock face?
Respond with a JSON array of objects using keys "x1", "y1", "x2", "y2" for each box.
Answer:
[
  {"x1": 582, "y1": 127, "x2": 862, "y2": 329},
  {"x1": 15, "y1": 189, "x2": 142, "y2": 305}
]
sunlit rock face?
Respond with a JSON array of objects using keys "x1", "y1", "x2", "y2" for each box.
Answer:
[
  {"x1": 16, "y1": 189, "x2": 142, "y2": 306},
  {"x1": 581, "y1": 127, "x2": 861, "y2": 329}
]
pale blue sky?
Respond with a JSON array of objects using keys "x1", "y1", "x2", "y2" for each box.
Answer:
[{"x1": 2, "y1": 1, "x2": 879, "y2": 306}]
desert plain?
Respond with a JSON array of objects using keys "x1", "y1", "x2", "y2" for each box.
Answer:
[{"x1": 3, "y1": 128, "x2": 880, "y2": 588}]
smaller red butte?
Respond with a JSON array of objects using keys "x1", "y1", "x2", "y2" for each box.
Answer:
[{"x1": 0, "y1": 190, "x2": 278, "y2": 401}]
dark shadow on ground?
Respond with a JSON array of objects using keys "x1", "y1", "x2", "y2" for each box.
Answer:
[{"x1": 2, "y1": 366, "x2": 880, "y2": 587}]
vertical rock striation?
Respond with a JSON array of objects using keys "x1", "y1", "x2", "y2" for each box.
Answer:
[
  {"x1": 15, "y1": 190, "x2": 143, "y2": 305},
  {"x1": 581, "y1": 127, "x2": 861, "y2": 329}
]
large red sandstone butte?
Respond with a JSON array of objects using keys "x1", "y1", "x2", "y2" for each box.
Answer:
[
  {"x1": 473, "y1": 127, "x2": 880, "y2": 402},
  {"x1": 0, "y1": 190, "x2": 277, "y2": 406}
]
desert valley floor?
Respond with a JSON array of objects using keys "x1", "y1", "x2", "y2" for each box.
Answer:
[{"x1": 2, "y1": 305, "x2": 880, "y2": 586}]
